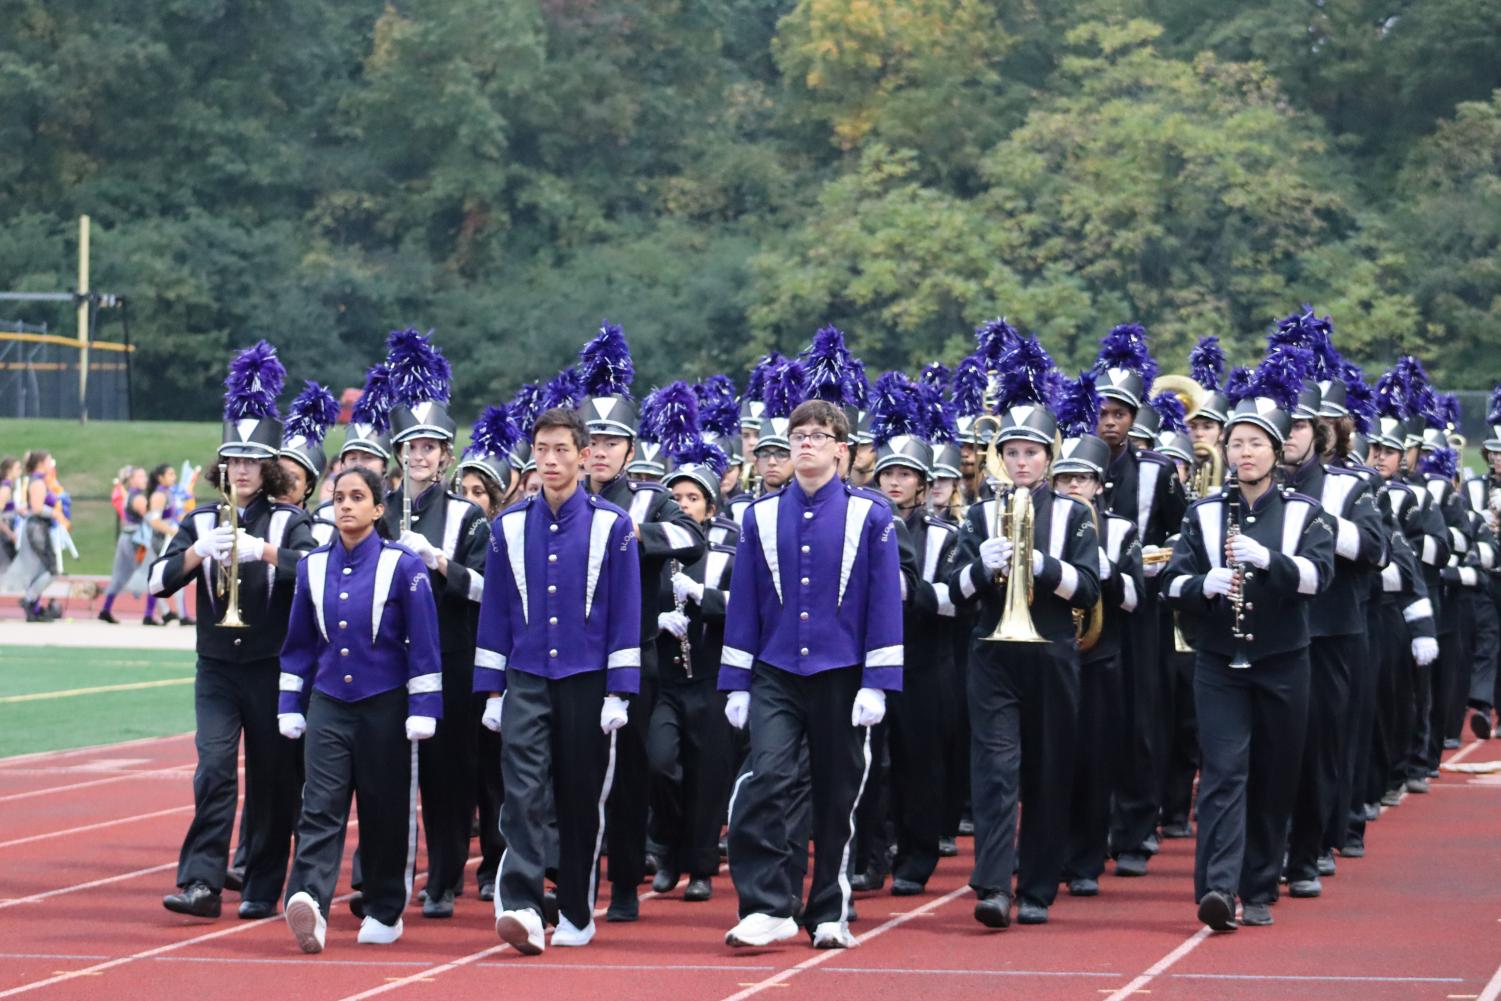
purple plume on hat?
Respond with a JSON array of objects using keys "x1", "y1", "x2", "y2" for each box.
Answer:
[
  {"x1": 1341, "y1": 362, "x2": 1376, "y2": 434},
  {"x1": 1096, "y1": 323, "x2": 1157, "y2": 385},
  {"x1": 578, "y1": 321, "x2": 635, "y2": 399},
  {"x1": 1224, "y1": 365, "x2": 1254, "y2": 405},
  {"x1": 541, "y1": 366, "x2": 584, "y2": 411},
  {"x1": 642, "y1": 381, "x2": 700, "y2": 455},
  {"x1": 802, "y1": 325, "x2": 865, "y2": 408},
  {"x1": 1268, "y1": 306, "x2": 1340, "y2": 381},
  {"x1": 1055, "y1": 370, "x2": 1101, "y2": 439},
  {"x1": 869, "y1": 371, "x2": 924, "y2": 446},
  {"x1": 385, "y1": 328, "x2": 452, "y2": 407},
  {"x1": 1488, "y1": 385, "x2": 1501, "y2": 427},
  {"x1": 763, "y1": 359, "x2": 808, "y2": 420},
  {"x1": 996, "y1": 336, "x2": 1055, "y2": 412},
  {"x1": 695, "y1": 375, "x2": 740, "y2": 437},
  {"x1": 1429, "y1": 392, "x2": 1461, "y2": 431},
  {"x1": 917, "y1": 380, "x2": 959, "y2": 444},
  {"x1": 465, "y1": 404, "x2": 522, "y2": 460},
  {"x1": 951, "y1": 354, "x2": 988, "y2": 419},
  {"x1": 1418, "y1": 446, "x2": 1458, "y2": 479},
  {"x1": 976, "y1": 318, "x2": 1022, "y2": 370},
  {"x1": 223, "y1": 340, "x2": 286, "y2": 420},
  {"x1": 284, "y1": 380, "x2": 338, "y2": 443},
  {"x1": 509, "y1": 382, "x2": 544, "y2": 435},
  {"x1": 670, "y1": 438, "x2": 730, "y2": 480},
  {"x1": 351, "y1": 364, "x2": 393, "y2": 431},
  {"x1": 1248, "y1": 346, "x2": 1310, "y2": 412},
  {"x1": 1189, "y1": 336, "x2": 1225, "y2": 392},
  {"x1": 920, "y1": 362, "x2": 951, "y2": 392},
  {"x1": 1150, "y1": 390, "x2": 1188, "y2": 435}
]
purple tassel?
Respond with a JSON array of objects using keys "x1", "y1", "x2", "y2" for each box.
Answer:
[
  {"x1": 1224, "y1": 366, "x2": 1254, "y2": 405},
  {"x1": 745, "y1": 351, "x2": 786, "y2": 403},
  {"x1": 869, "y1": 371, "x2": 924, "y2": 446},
  {"x1": 1096, "y1": 323, "x2": 1158, "y2": 385},
  {"x1": 284, "y1": 381, "x2": 338, "y2": 444},
  {"x1": 541, "y1": 367, "x2": 584, "y2": 411},
  {"x1": 950, "y1": 354, "x2": 989, "y2": 418},
  {"x1": 1341, "y1": 362, "x2": 1376, "y2": 434},
  {"x1": 920, "y1": 362, "x2": 951, "y2": 392},
  {"x1": 1419, "y1": 446, "x2": 1458, "y2": 480},
  {"x1": 976, "y1": 318, "x2": 1021, "y2": 370},
  {"x1": 578, "y1": 321, "x2": 635, "y2": 399},
  {"x1": 1189, "y1": 336, "x2": 1225, "y2": 392},
  {"x1": 385, "y1": 328, "x2": 452, "y2": 407},
  {"x1": 802, "y1": 325, "x2": 865, "y2": 408},
  {"x1": 694, "y1": 376, "x2": 740, "y2": 437},
  {"x1": 1268, "y1": 306, "x2": 1340, "y2": 381},
  {"x1": 917, "y1": 380, "x2": 960, "y2": 444},
  {"x1": 1430, "y1": 392, "x2": 1461, "y2": 431},
  {"x1": 351, "y1": 364, "x2": 393, "y2": 431},
  {"x1": 763, "y1": 359, "x2": 808, "y2": 420},
  {"x1": 465, "y1": 404, "x2": 522, "y2": 460},
  {"x1": 642, "y1": 381, "x2": 700, "y2": 455},
  {"x1": 223, "y1": 340, "x2": 286, "y2": 420},
  {"x1": 509, "y1": 382, "x2": 544, "y2": 435},
  {"x1": 1248, "y1": 346, "x2": 1309, "y2": 412},
  {"x1": 1054, "y1": 371, "x2": 1101, "y2": 439},
  {"x1": 1488, "y1": 385, "x2": 1501, "y2": 427},
  {"x1": 1150, "y1": 390, "x2": 1188, "y2": 435},
  {"x1": 670, "y1": 438, "x2": 730, "y2": 480},
  {"x1": 995, "y1": 336, "x2": 1055, "y2": 412}
]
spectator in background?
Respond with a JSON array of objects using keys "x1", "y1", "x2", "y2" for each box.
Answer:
[
  {"x1": 146, "y1": 464, "x2": 191, "y2": 625},
  {"x1": 0, "y1": 456, "x2": 22, "y2": 579},
  {"x1": 99, "y1": 466, "x2": 151, "y2": 624},
  {"x1": 11, "y1": 451, "x2": 65, "y2": 621}
]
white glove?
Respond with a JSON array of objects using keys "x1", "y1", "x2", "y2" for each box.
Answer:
[
  {"x1": 278, "y1": 712, "x2": 306, "y2": 739},
  {"x1": 193, "y1": 524, "x2": 235, "y2": 561},
  {"x1": 233, "y1": 530, "x2": 266, "y2": 564},
  {"x1": 399, "y1": 530, "x2": 439, "y2": 569},
  {"x1": 481, "y1": 695, "x2": 503, "y2": 734},
  {"x1": 405, "y1": 715, "x2": 437, "y2": 741},
  {"x1": 658, "y1": 610, "x2": 689, "y2": 639},
  {"x1": 1030, "y1": 549, "x2": 1044, "y2": 577},
  {"x1": 980, "y1": 537, "x2": 1012, "y2": 574},
  {"x1": 671, "y1": 573, "x2": 704, "y2": 605},
  {"x1": 724, "y1": 691, "x2": 750, "y2": 730},
  {"x1": 1229, "y1": 533, "x2": 1271, "y2": 570},
  {"x1": 1412, "y1": 636, "x2": 1439, "y2": 667},
  {"x1": 1203, "y1": 566, "x2": 1236, "y2": 598},
  {"x1": 851, "y1": 687, "x2": 886, "y2": 727},
  {"x1": 1098, "y1": 550, "x2": 1113, "y2": 580},
  {"x1": 1141, "y1": 545, "x2": 1167, "y2": 578},
  {"x1": 600, "y1": 694, "x2": 630, "y2": 734}
]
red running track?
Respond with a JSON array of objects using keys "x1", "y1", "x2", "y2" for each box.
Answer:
[{"x1": 1, "y1": 733, "x2": 1499, "y2": 1001}]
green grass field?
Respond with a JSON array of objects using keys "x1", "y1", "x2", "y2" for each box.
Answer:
[{"x1": 0, "y1": 645, "x2": 198, "y2": 756}]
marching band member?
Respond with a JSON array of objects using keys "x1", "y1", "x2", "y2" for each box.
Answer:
[
  {"x1": 311, "y1": 364, "x2": 398, "y2": 546},
  {"x1": 278, "y1": 465, "x2": 442, "y2": 951},
  {"x1": 277, "y1": 381, "x2": 338, "y2": 513},
  {"x1": 1055, "y1": 374, "x2": 1145, "y2": 898},
  {"x1": 950, "y1": 337, "x2": 1100, "y2": 929},
  {"x1": 650, "y1": 431, "x2": 737, "y2": 902},
  {"x1": 719, "y1": 392, "x2": 904, "y2": 950},
  {"x1": 478, "y1": 406, "x2": 642, "y2": 954},
  {"x1": 1459, "y1": 389, "x2": 1501, "y2": 738},
  {"x1": 381, "y1": 330, "x2": 491, "y2": 919},
  {"x1": 576, "y1": 327, "x2": 706, "y2": 922},
  {"x1": 1093, "y1": 325, "x2": 1188, "y2": 878},
  {"x1": 153, "y1": 342, "x2": 316, "y2": 920},
  {"x1": 1162, "y1": 352, "x2": 1335, "y2": 931}
]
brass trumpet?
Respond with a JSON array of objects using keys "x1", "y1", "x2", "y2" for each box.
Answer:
[
  {"x1": 982, "y1": 485, "x2": 1048, "y2": 644},
  {"x1": 214, "y1": 463, "x2": 247, "y2": 629},
  {"x1": 1074, "y1": 504, "x2": 1104, "y2": 652}
]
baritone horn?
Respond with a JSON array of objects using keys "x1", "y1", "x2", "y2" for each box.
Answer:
[
  {"x1": 1074, "y1": 504, "x2": 1104, "y2": 652},
  {"x1": 214, "y1": 463, "x2": 247, "y2": 629},
  {"x1": 982, "y1": 485, "x2": 1048, "y2": 644}
]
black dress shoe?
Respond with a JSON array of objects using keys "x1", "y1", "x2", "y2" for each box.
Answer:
[
  {"x1": 97, "y1": 610, "x2": 119, "y2": 624},
  {"x1": 348, "y1": 891, "x2": 366, "y2": 919},
  {"x1": 223, "y1": 867, "x2": 245, "y2": 893},
  {"x1": 1288, "y1": 878, "x2": 1321, "y2": 898},
  {"x1": 1196, "y1": 890, "x2": 1236, "y2": 932},
  {"x1": 161, "y1": 611, "x2": 180, "y2": 624},
  {"x1": 848, "y1": 871, "x2": 885, "y2": 893},
  {"x1": 163, "y1": 881, "x2": 221, "y2": 918},
  {"x1": 1115, "y1": 854, "x2": 1149, "y2": 877},
  {"x1": 652, "y1": 869, "x2": 680, "y2": 894},
  {"x1": 422, "y1": 889, "x2": 455, "y2": 918},
  {"x1": 891, "y1": 878, "x2": 923, "y2": 897},
  {"x1": 1067, "y1": 878, "x2": 1099, "y2": 897},
  {"x1": 1340, "y1": 842, "x2": 1365, "y2": 858},
  {"x1": 1471, "y1": 711, "x2": 1493, "y2": 740},
  {"x1": 142, "y1": 617, "x2": 163, "y2": 626},
  {"x1": 179, "y1": 615, "x2": 196, "y2": 626},
  {"x1": 642, "y1": 853, "x2": 661, "y2": 878},
  {"x1": 238, "y1": 900, "x2": 275, "y2": 919},
  {"x1": 973, "y1": 892, "x2": 1011, "y2": 929},
  {"x1": 937, "y1": 837, "x2": 958, "y2": 857},
  {"x1": 1160, "y1": 822, "x2": 1193, "y2": 839},
  {"x1": 606, "y1": 888, "x2": 639, "y2": 922},
  {"x1": 1241, "y1": 902, "x2": 1273, "y2": 926},
  {"x1": 478, "y1": 881, "x2": 495, "y2": 902},
  {"x1": 542, "y1": 889, "x2": 560, "y2": 927},
  {"x1": 1016, "y1": 899, "x2": 1049, "y2": 924},
  {"x1": 683, "y1": 878, "x2": 712, "y2": 902}
]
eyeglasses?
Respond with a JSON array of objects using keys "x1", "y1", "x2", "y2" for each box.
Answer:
[{"x1": 790, "y1": 432, "x2": 835, "y2": 447}]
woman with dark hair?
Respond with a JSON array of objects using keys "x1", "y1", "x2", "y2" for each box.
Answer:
[
  {"x1": 99, "y1": 465, "x2": 151, "y2": 624},
  {"x1": 14, "y1": 450, "x2": 65, "y2": 621},
  {"x1": 0, "y1": 456, "x2": 22, "y2": 578},
  {"x1": 279, "y1": 465, "x2": 441, "y2": 952},
  {"x1": 148, "y1": 464, "x2": 195, "y2": 625},
  {"x1": 150, "y1": 342, "x2": 316, "y2": 922}
]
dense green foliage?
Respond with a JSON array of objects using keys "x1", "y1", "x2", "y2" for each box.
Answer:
[{"x1": 2, "y1": 0, "x2": 1497, "y2": 419}]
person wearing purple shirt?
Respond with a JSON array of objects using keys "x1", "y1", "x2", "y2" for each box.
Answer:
[
  {"x1": 476, "y1": 408, "x2": 642, "y2": 956},
  {"x1": 720, "y1": 399, "x2": 904, "y2": 951},
  {"x1": 276, "y1": 466, "x2": 442, "y2": 953}
]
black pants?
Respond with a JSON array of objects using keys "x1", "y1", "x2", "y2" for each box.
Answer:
[
  {"x1": 176, "y1": 656, "x2": 299, "y2": 904},
  {"x1": 606, "y1": 650, "x2": 657, "y2": 897},
  {"x1": 727, "y1": 663, "x2": 868, "y2": 929},
  {"x1": 887, "y1": 671, "x2": 943, "y2": 885},
  {"x1": 1343, "y1": 628, "x2": 1379, "y2": 848},
  {"x1": 1065, "y1": 655, "x2": 1121, "y2": 882},
  {"x1": 939, "y1": 625, "x2": 972, "y2": 837},
  {"x1": 851, "y1": 720, "x2": 890, "y2": 880},
  {"x1": 1286, "y1": 634, "x2": 1355, "y2": 880},
  {"x1": 1407, "y1": 643, "x2": 1437, "y2": 779},
  {"x1": 1161, "y1": 645, "x2": 1199, "y2": 828},
  {"x1": 286, "y1": 689, "x2": 416, "y2": 923},
  {"x1": 1427, "y1": 628, "x2": 1463, "y2": 766},
  {"x1": 495, "y1": 668, "x2": 612, "y2": 930},
  {"x1": 1468, "y1": 591, "x2": 1500, "y2": 711},
  {"x1": 968, "y1": 637, "x2": 1079, "y2": 907},
  {"x1": 418, "y1": 647, "x2": 480, "y2": 897},
  {"x1": 475, "y1": 704, "x2": 505, "y2": 887},
  {"x1": 647, "y1": 678, "x2": 733, "y2": 880},
  {"x1": 1193, "y1": 649, "x2": 1309, "y2": 906},
  {"x1": 1445, "y1": 597, "x2": 1476, "y2": 741},
  {"x1": 1109, "y1": 594, "x2": 1162, "y2": 857}
]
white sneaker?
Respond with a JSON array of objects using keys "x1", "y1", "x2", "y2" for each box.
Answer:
[
  {"x1": 495, "y1": 907, "x2": 545, "y2": 955},
  {"x1": 725, "y1": 912, "x2": 799, "y2": 948},
  {"x1": 550, "y1": 914, "x2": 596, "y2": 947},
  {"x1": 356, "y1": 915, "x2": 403, "y2": 945},
  {"x1": 284, "y1": 891, "x2": 326, "y2": 954},
  {"x1": 811, "y1": 921, "x2": 856, "y2": 949}
]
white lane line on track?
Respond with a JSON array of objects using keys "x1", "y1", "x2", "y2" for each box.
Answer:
[
  {"x1": 1100, "y1": 926, "x2": 1213, "y2": 1001},
  {"x1": 1446, "y1": 738, "x2": 1487, "y2": 768},
  {"x1": 0, "y1": 805, "x2": 192, "y2": 849},
  {"x1": 0, "y1": 862, "x2": 178, "y2": 911},
  {"x1": 0, "y1": 768, "x2": 198, "y2": 804},
  {"x1": 1476, "y1": 955, "x2": 1501, "y2": 1001},
  {"x1": 713, "y1": 885, "x2": 972, "y2": 1001},
  {"x1": 0, "y1": 732, "x2": 194, "y2": 767}
]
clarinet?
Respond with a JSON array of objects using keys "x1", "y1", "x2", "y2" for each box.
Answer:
[
  {"x1": 670, "y1": 558, "x2": 693, "y2": 679},
  {"x1": 1224, "y1": 473, "x2": 1253, "y2": 669}
]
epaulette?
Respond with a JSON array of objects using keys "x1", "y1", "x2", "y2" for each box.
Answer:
[
  {"x1": 710, "y1": 542, "x2": 737, "y2": 556},
  {"x1": 626, "y1": 480, "x2": 667, "y2": 496},
  {"x1": 1280, "y1": 487, "x2": 1320, "y2": 506},
  {"x1": 1137, "y1": 449, "x2": 1176, "y2": 469},
  {"x1": 1189, "y1": 492, "x2": 1226, "y2": 511},
  {"x1": 749, "y1": 487, "x2": 786, "y2": 508}
]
